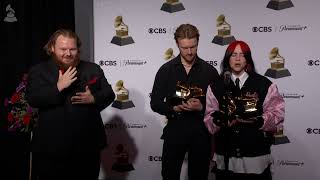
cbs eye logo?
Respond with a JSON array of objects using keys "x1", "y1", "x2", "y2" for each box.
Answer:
[
  {"x1": 306, "y1": 128, "x2": 320, "y2": 134},
  {"x1": 252, "y1": 26, "x2": 272, "y2": 32},
  {"x1": 148, "y1": 28, "x2": 167, "y2": 34},
  {"x1": 99, "y1": 60, "x2": 117, "y2": 66},
  {"x1": 148, "y1": 156, "x2": 162, "y2": 161},
  {"x1": 307, "y1": 60, "x2": 320, "y2": 66}
]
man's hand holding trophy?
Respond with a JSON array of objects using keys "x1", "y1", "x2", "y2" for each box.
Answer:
[{"x1": 171, "y1": 81, "x2": 204, "y2": 112}]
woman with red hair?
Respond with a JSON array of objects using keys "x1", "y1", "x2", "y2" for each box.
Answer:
[{"x1": 204, "y1": 41, "x2": 285, "y2": 180}]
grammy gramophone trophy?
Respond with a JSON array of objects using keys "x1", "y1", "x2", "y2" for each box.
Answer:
[
  {"x1": 4, "y1": 4, "x2": 17, "y2": 22},
  {"x1": 218, "y1": 92, "x2": 262, "y2": 126},
  {"x1": 160, "y1": 0, "x2": 185, "y2": 13},
  {"x1": 110, "y1": 16, "x2": 134, "y2": 46},
  {"x1": 264, "y1": 47, "x2": 291, "y2": 79},
  {"x1": 112, "y1": 80, "x2": 135, "y2": 109},
  {"x1": 273, "y1": 125, "x2": 290, "y2": 145},
  {"x1": 170, "y1": 81, "x2": 205, "y2": 106},
  {"x1": 267, "y1": 0, "x2": 294, "y2": 10},
  {"x1": 164, "y1": 48, "x2": 175, "y2": 60},
  {"x1": 212, "y1": 71, "x2": 261, "y2": 127},
  {"x1": 212, "y1": 14, "x2": 236, "y2": 46}
]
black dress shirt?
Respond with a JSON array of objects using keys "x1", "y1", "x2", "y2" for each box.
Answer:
[{"x1": 150, "y1": 55, "x2": 221, "y2": 120}]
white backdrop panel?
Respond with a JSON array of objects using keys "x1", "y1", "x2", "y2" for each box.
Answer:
[{"x1": 94, "y1": 0, "x2": 320, "y2": 179}]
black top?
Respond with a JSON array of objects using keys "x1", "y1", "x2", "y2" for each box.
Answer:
[
  {"x1": 213, "y1": 72, "x2": 274, "y2": 157},
  {"x1": 26, "y1": 60, "x2": 115, "y2": 153},
  {"x1": 150, "y1": 55, "x2": 221, "y2": 120}
]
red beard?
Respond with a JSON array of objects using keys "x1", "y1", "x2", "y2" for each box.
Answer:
[{"x1": 52, "y1": 54, "x2": 80, "y2": 71}]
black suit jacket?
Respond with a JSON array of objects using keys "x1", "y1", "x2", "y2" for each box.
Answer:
[{"x1": 26, "y1": 60, "x2": 115, "y2": 153}]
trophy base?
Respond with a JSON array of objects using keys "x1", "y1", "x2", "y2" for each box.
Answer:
[
  {"x1": 266, "y1": 0, "x2": 294, "y2": 10},
  {"x1": 212, "y1": 35, "x2": 236, "y2": 46},
  {"x1": 264, "y1": 68, "x2": 291, "y2": 79},
  {"x1": 112, "y1": 100, "x2": 135, "y2": 109},
  {"x1": 111, "y1": 36, "x2": 134, "y2": 46},
  {"x1": 160, "y1": 3, "x2": 185, "y2": 13},
  {"x1": 273, "y1": 135, "x2": 290, "y2": 145}
]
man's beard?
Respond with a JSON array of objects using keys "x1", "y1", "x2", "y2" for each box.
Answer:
[{"x1": 52, "y1": 54, "x2": 80, "y2": 71}]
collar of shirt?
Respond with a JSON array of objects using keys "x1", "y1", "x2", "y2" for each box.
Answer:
[
  {"x1": 173, "y1": 54, "x2": 201, "y2": 69},
  {"x1": 231, "y1": 71, "x2": 248, "y2": 89}
]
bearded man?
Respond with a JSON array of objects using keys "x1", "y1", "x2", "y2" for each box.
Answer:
[
  {"x1": 150, "y1": 24, "x2": 222, "y2": 180},
  {"x1": 26, "y1": 29, "x2": 115, "y2": 180}
]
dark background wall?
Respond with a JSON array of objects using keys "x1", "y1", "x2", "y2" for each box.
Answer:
[
  {"x1": 74, "y1": 0, "x2": 94, "y2": 62},
  {"x1": 0, "y1": 1, "x2": 94, "y2": 179},
  {"x1": 1, "y1": 0, "x2": 76, "y2": 179}
]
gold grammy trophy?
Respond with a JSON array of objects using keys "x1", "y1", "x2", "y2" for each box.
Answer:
[
  {"x1": 267, "y1": 0, "x2": 294, "y2": 10},
  {"x1": 264, "y1": 47, "x2": 291, "y2": 79},
  {"x1": 273, "y1": 125, "x2": 290, "y2": 145},
  {"x1": 220, "y1": 92, "x2": 260, "y2": 125},
  {"x1": 170, "y1": 81, "x2": 205, "y2": 106},
  {"x1": 110, "y1": 16, "x2": 134, "y2": 46},
  {"x1": 212, "y1": 14, "x2": 236, "y2": 46},
  {"x1": 160, "y1": 0, "x2": 185, "y2": 13},
  {"x1": 164, "y1": 48, "x2": 175, "y2": 60},
  {"x1": 223, "y1": 92, "x2": 289, "y2": 145},
  {"x1": 112, "y1": 80, "x2": 135, "y2": 109}
]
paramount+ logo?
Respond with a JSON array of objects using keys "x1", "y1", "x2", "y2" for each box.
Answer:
[
  {"x1": 281, "y1": 93, "x2": 304, "y2": 99},
  {"x1": 276, "y1": 160, "x2": 304, "y2": 167}
]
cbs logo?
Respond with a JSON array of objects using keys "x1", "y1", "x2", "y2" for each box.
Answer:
[
  {"x1": 306, "y1": 128, "x2": 320, "y2": 134},
  {"x1": 206, "y1": 61, "x2": 218, "y2": 66},
  {"x1": 308, "y1": 60, "x2": 320, "y2": 66},
  {"x1": 99, "y1": 60, "x2": 117, "y2": 66},
  {"x1": 252, "y1": 26, "x2": 272, "y2": 32},
  {"x1": 148, "y1": 156, "x2": 162, "y2": 161},
  {"x1": 148, "y1": 28, "x2": 167, "y2": 34}
]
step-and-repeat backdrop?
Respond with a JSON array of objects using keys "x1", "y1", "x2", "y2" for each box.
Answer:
[{"x1": 94, "y1": 0, "x2": 320, "y2": 179}]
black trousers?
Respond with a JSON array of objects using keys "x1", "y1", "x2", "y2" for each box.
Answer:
[
  {"x1": 32, "y1": 151, "x2": 101, "y2": 180},
  {"x1": 215, "y1": 165, "x2": 272, "y2": 180},
  {"x1": 2, "y1": 133, "x2": 31, "y2": 180},
  {"x1": 161, "y1": 118, "x2": 211, "y2": 180}
]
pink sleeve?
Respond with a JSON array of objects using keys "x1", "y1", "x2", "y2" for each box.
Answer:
[
  {"x1": 204, "y1": 85, "x2": 220, "y2": 135},
  {"x1": 261, "y1": 83, "x2": 285, "y2": 132}
]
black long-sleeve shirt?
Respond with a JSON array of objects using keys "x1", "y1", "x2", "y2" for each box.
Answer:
[
  {"x1": 150, "y1": 55, "x2": 221, "y2": 121},
  {"x1": 26, "y1": 60, "x2": 115, "y2": 152}
]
